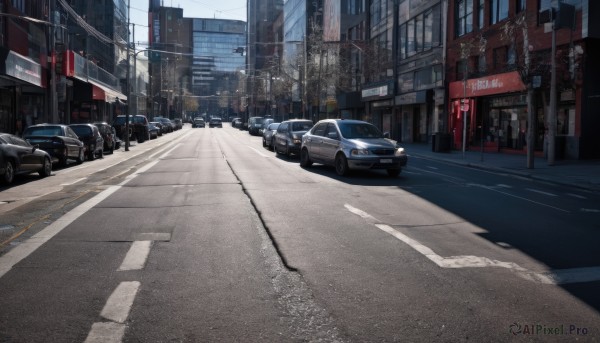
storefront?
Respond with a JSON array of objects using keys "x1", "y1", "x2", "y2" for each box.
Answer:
[
  {"x1": 361, "y1": 81, "x2": 395, "y2": 138},
  {"x1": 448, "y1": 71, "x2": 528, "y2": 152},
  {"x1": 0, "y1": 48, "x2": 45, "y2": 135}
]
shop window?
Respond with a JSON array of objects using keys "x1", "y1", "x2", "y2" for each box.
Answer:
[
  {"x1": 557, "y1": 107, "x2": 575, "y2": 136},
  {"x1": 456, "y1": 0, "x2": 474, "y2": 37}
]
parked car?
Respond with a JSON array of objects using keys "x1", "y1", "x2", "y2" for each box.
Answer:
[
  {"x1": 92, "y1": 122, "x2": 116, "y2": 154},
  {"x1": 273, "y1": 119, "x2": 314, "y2": 157},
  {"x1": 148, "y1": 122, "x2": 163, "y2": 136},
  {"x1": 154, "y1": 117, "x2": 174, "y2": 133},
  {"x1": 209, "y1": 117, "x2": 223, "y2": 128},
  {"x1": 262, "y1": 122, "x2": 280, "y2": 150},
  {"x1": 231, "y1": 117, "x2": 240, "y2": 127},
  {"x1": 113, "y1": 115, "x2": 150, "y2": 143},
  {"x1": 148, "y1": 122, "x2": 160, "y2": 139},
  {"x1": 0, "y1": 133, "x2": 52, "y2": 184},
  {"x1": 300, "y1": 119, "x2": 408, "y2": 177},
  {"x1": 192, "y1": 118, "x2": 206, "y2": 128},
  {"x1": 69, "y1": 124, "x2": 104, "y2": 161},
  {"x1": 259, "y1": 118, "x2": 275, "y2": 135},
  {"x1": 172, "y1": 118, "x2": 183, "y2": 130},
  {"x1": 248, "y1": 117, "x2": 264, "y2": 135},
  {"x1": 22, "y1": 123, "x2": 84, "y2": 167},
  {"x1": 232, "y1": 118, "x2": 243, "y2": 128}
]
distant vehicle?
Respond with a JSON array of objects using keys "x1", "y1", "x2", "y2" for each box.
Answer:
[
  {"x1": 273, "y1": 119, "x2": 313, "y2": 157},
  {"x1": 154, "y1": 117, "x2": 174, "y2": 133},
  {"x1": 232, "y1": 118, "x2": 243, "y2": 128},
  {"x1": 248, "y1": 117, "x2": 264, "y2": 135},
  {"x1": 92, "y1": 122, "x2": 116, "y2": 154},
  {"x1": 172, "y1": 118, "x2": 183, "y2": 130},
  {"x1": 22, "y1": 124, "x2": 85, "y2": 167},
  {"x1": 0, "y1": 133, "x2": 52, "y2": 184},
  {"x1": 192, "y1": 118, "x2": 206, "y2": 128},
  {"x1": 231, "y1": 117, "x2": 240, "y2": 126},
  {"x1": 262, "y1": 122, "x2": 280, "y2": 150},
  {"x1": 259, "y1": 118, "x2": 275, "y2": 135},
  {"x1": 69, "y1": 124, "x2": 104, "y2": 161},
  {"x1": 209, "y1": 117, "x2": 223, "y2": 128},
  {"x1": 149, "y1": 122, "x2": 164, "y2": 136},
  {"x1": 300, "y1": 119, "x2": 408, "y2": 177}
]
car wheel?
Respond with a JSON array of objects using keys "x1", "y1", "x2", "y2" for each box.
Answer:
[
  {"x1": 88, "y1": 149, "x2": 95, "y2": 161},
  {"x1": 137, "y1": 133, "x2": 145, "y2": 143},
  {"x1": 270, "y1": 138, "x2": 275, "y2": 151},
  {"x1": 76, "y1": 148, "x2": 85, "y2": 164},
  {"x1": 300, "y1": 148, "x2": 313, "y2": 168},
  {"x1": 98, "y1": 148, "x2": 104, "y2": 158},
  {"x1": 109, "y1": 144, "x2": 114, "y2": 154},
  {"x1": 39, "y1": 157, "x2": 52, "y2": 177},
  {"x1": 335, "y1": 153, "x2": 349, "y2": 176},
  {"x1": 262, "y1": 137, "x2": 266, "y2": 147},
  {"x1": 2, "y1": 160, "x2": 15, "y2": 184},
  {"x1": 387, "y1": 168, "x2": 401, "y2": 177}
]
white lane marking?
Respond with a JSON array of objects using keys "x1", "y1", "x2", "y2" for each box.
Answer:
[
  {"x1": 248, "y1": 146, "x2": 270, "y2": 157},
  {"x1": 496, "y1": 184, "x2": 512, "y2": 188},
  {"x1": 0, "y1": 185, "x2": 121, "y2": 279},
  {"x1": 526, "y1": 188, "x2": 558, "y2": 197},
  {"x1": 467, "y1": 183, "x2": 569, "y2": 213},
  {"x1": 84, "y1": 322, "x2": 126, "y2": 343},
  {"x1": 346, "y1": 204, "x2": 600, "y2": 285},
  {"x1": 60, "y1": 177, "x2": 86, "y2": 186},
  {"x1": 157, "y1": 143, "x2": 181, "y2": 159},
  {"x1": 568, "y1": 193, "x2": 587, "y2": 199},
  {"x1": 118, "y1": 160, "x2": 159, "y2": 186},
  {"x1": 580, "y1": 208, "x2": 600, "y2": 213},
  {"x1": 100, "y1": 281, "x2": 140, "y2": 323},
  {"x1": 427, "y1": 166, "x2": 439, "y2": 170},
  {"x1": 118, "y1": 241, "x2": 152, "y2": 271}
]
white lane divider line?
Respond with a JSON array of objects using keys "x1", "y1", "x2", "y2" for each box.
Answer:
[
  {"x1": 567, "y1": 193, "x2": 587, "y2": 199},
  {"x1": 84, "y1": 322, "x2": 127, "y2": 343},
  {"x1": 467, "y1": 183, "x2": 569, "y2": 213},
  {"x1": 346, "y1": 204, "x2": 600, "y2": 285},
  {"x1": 85, "y1": 281, "x2": 141, "y2": 343},
  {"x1": 526, "y1": 188, "x2": 558, "y2": 197},
  {"x1": 100, "y1": 281, "x2": 140, "y2": 323},
  {"x1": 0, "y1": 186, "x2": 121, "y2": 279},
  {"x1": 580, "y1": 208, "x2": 600, "y2": 213},
  {"x1": 248, "y1": 146, "x2": 270, "y2": 157},
  {"x1": 118, "y1": 241, "x2": 152, "y2": 271},
  {"x1": 60, "y1": 177, "x2": 87, "y2": 186}
]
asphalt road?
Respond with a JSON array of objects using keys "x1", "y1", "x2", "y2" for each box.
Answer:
[{"x1": 0, "y1": 124, "x2": 598, "y2": 342}]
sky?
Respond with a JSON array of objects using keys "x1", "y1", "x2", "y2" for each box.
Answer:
[{"x1": 129, "y1": 0, "x2": 247, "y2": 48}]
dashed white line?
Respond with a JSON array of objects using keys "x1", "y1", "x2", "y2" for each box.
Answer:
[
  {"x1": 467, "y1": 183, "x2": 569, "y2": 213},
  {"x1": 580, "y1": 208, "x2": 600, "y2": 213},
  {"x1": 526, "y1": 188, "x2": 558, "y2": 197},
  {"x1": 60, "y1": 177, "x2": 87, "y2": 186},
  {"x1": 248, "y1": 146, "x2": 270, "y2": 157},
  {"x1": 84, "y1": 322, "x2": 127, "y2": 343},
  {"x1": 118, "y1": 241, "x2": 152, "y2": 271},
  {"x1": 568, "y1": 193, "x2": 587, "y2": 199},
  {"x1": 100, "y1": 281, "x2": 140, "y2": 323},
  {"x1": 345, "y1": 204, "x2": 600, "y2": 285}
]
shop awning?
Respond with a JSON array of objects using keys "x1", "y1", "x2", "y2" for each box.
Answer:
[{"x1": 90, "y1": 80, "x2": 127, "y2": 103}]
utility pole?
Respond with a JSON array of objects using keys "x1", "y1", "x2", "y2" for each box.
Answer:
[
  {"x1": 49, "y1": 0, "x2": 58, "y2": 123},
  {"x1": 125, "y1": 0, "x2": 131, "y2": 151}
]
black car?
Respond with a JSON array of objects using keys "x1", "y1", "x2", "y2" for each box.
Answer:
[
  {"x1": 192, "y1": 118, "x2": 205, "y2": 128},
  {"x1": 22, "y1": 124, "x2": 85, "y2": 167},
  {"x1": 273, "y1": 119, "x2": 314, "y2": 157},
  {"x1": 113, "y1": 115, "x2": 150, "y2": 143},
  {"x1": 0, "y1": 133, "x2": 52, "y2": 184},
  {"x1": 92, "y1": 122, "x2": 116, "y2": 154},
  {"x1": 209, "y1": 117, "x2": 223, "y2": 128},
  {"x1": 69, "y1": 124, "x2": 104, "y2": 161}
]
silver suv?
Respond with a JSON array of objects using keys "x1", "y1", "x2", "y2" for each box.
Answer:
[{"x1": 300, "y1": 119, "x2": 407, "y2": 177}]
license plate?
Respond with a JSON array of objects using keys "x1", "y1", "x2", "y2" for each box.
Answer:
[{"x1": 380, "y1": 159, "x2": 393, "y2": 164}]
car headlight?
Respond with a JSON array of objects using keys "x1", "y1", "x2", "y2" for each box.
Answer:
[
  {"x1": 293, "y1": 139, "x2": 302, "y2": 144},
  {"x1": 351, "y1": 149, "x2": 371, "y2": 156},
  {"x1": 395, "y1": 147, "x2": 406, "y2": 157}
]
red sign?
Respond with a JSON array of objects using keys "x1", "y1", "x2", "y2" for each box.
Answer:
[{"x1": 449, "y1": 71, "x2": 526, "y2": 99}]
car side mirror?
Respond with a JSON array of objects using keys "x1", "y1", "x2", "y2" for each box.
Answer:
[{"x1": 383, "y1": 132, "x2": 390, "y2": 139}]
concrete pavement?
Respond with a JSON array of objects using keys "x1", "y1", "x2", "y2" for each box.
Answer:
[{"x1": 402, "y1": 142, "x2": 600, "y2": 193}]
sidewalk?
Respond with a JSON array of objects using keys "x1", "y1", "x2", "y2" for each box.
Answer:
[{"x1": 402, "y1": 142, "x2": 600, "y2": 193}]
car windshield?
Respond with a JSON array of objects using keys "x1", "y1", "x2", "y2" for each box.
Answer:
[
  {"x1": 23, "y1": 126, "x2": 62, "y2": 136},
  {"x1": 134, "y1": 116, "x2": 146, "y2": 124},
  {"x1": 291, "y1": 121, "x2": 313, "y2": 131},
  {"x1": 338, "y1": 123, "x2": 383, "y2": 139},
  {"x1": 269, "y1": 123, "x2": 280, "y2": 130}
]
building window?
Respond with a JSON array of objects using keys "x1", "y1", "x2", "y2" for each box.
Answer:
[
  {"x1": 456, "y1": 0, "x2": 473, "y2": 37},
  {"x1": 517, "y1": 0, "x2": 526, "y2": 12},
  {"x1": 478, "y1": 0, "x2": 485, "y2": 29},
  {"x1": 490, "y1": 0, "x2": 509, "y2": 25},
  {"x1": 399, "y1": 23, "x2": 407, "y2": 59},
  {"x1": 539, "y1": 0, "x2": 552, "y2": 10},
  {"x1": 493, "y1": 46, "x2": 507, "y2": 71},
  {"x1": 415, "y1": 14, "x2": 424, "y2": 52},
  {"x1": 478, "y1": 54, "x2": 487, "y2": 73}
]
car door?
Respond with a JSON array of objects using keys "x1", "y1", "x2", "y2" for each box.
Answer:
[
  {"x1": 304, "y1": 122, "x2": 327, "y2": 161},
  {"x1": 275, "y1": 122, "x2": 289, "y2": 151},
  {"x1": 8, "y1": 135, "x2": 40, "y2": 172},
  {"x1": 65, "y1": 127, "x2": 81, "y2": 158},
  {"x1": 321, "y1": 123, "x2": 341, "y2": 164}
]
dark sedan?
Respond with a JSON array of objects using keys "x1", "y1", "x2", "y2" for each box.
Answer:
[
  {"x1": 209, "y1": 117, "x2": 223, "y2": 128},
  {"x1": 22, "y1": 124, "x2": 84, "y2": 167},
  {"x1": 0, "y1": 133, "x2": 52, "y2": 184},
  {"x1": 262, "y1": 122, "x2": 280, "y2": 150},
  {"x1": 273, "y1": 119, "x2": 314, "y2": 157},
  {"x1": 69, "y1": 124, "x2": 104, "y2": 161},
  {"x1": 93, "y1": 122, "x2": 117, "y2": 154}
]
